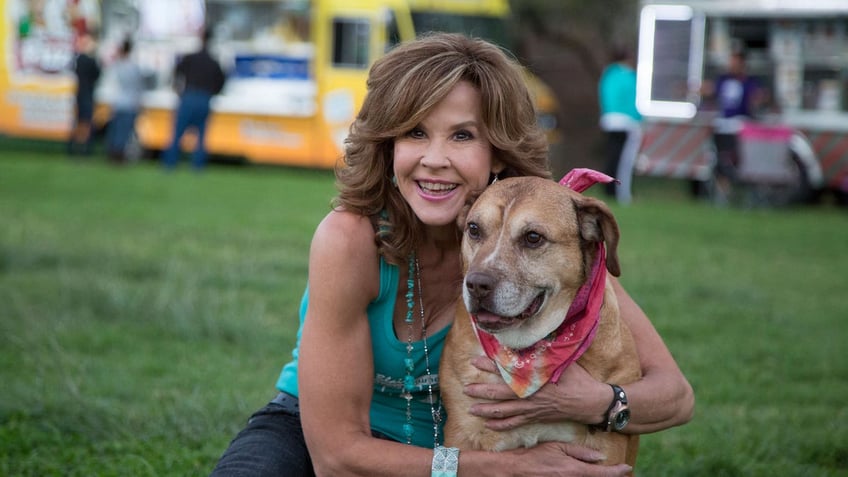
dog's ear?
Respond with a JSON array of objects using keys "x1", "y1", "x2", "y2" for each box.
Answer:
[{"x1": 574, "y1": 196, "x2": 621, "y2": 277}]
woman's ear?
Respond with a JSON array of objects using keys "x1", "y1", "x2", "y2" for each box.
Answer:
[{"x1": 491, "y1": 158, "x2": 506, "y2": 177}]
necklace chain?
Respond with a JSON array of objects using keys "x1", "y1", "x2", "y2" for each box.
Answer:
[{"x1": 402, "y1": 252, "x2": 442, "y2": 448}]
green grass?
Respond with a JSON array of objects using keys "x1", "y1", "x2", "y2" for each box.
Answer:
[{"x1": 1, "y1": 149, "x2": 846, "y2": 476}]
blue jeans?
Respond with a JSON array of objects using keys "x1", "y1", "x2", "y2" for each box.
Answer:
[
  {"x1": 107, "y1": 109, "x2": 138, "y2": 159},
  {"x1": 210, "y1": 393, "x2": 315, "y2": 477},
  {"x1": 163, "y1": 90, "x2": 213, "y2": 170}
]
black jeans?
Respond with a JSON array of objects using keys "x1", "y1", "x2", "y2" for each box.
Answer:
[
  {"x1": 210, "y1": 393, "x2": 315, "y2": 477},
  {"x1": 713, "y1": 133, "x2": 740, "y2": 180},
  {"x1": 604, "y1": 131, "x2": 629, "y2": 196}
]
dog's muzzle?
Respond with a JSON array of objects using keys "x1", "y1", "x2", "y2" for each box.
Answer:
[{"x1": 465, "y1": 271, "x2": 546, "y2": 332}]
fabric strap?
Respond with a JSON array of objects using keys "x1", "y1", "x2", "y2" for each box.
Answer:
[{"x1": 431, "y1": 446, "x2": 459, "y2": 477}]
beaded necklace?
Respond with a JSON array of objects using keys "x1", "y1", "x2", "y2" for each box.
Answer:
[{"x1": 402, "y1": 252, "x2": 442, "y2": 448}]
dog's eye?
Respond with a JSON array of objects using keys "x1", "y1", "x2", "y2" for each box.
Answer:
[
  {"x1": 467, "y1": 222, "x2": 481, "y2": 240},
  {"x1": 523, "y1": 231, "x2": 545, "y2": 248}
]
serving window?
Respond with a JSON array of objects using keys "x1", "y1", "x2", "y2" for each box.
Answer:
[{"x1": 703, "y1": 17, "x2": 848, "y2": 114}]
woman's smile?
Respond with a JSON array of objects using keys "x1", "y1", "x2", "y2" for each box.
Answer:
[{"x1": 417, "y1": 179, "x2": 459, "y2": 198}]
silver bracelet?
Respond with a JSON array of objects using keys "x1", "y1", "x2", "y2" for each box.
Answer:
[{"x1": 431, "y1": 445, "x2": 460, "y2": 477}]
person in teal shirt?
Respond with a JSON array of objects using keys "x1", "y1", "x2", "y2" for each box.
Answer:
[
  {"x1": 210, "y1": 33, "x2": 693, "y2": 477},
  {"x1": 599, "y1": 44, "x2": 642, "y2": 204}
]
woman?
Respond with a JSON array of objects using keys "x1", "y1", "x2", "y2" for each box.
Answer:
[
  {"x1": 598, "y1": 43, "x2": 642, "y2": 205},
  {"x1": 211, "y1": 33, "x2": 693, "y2": 477}
]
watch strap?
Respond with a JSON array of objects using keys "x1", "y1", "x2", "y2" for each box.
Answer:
[{"x1": 591, "y1": 384, "x2": 628, "y2": 432}]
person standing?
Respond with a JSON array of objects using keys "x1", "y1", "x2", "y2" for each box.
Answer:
[
  {"x1": 67, "y1": 31, "x2": 101, "y2": 157},
  {"x1": 699, "y1": 48, "x2": 763, "y2": 199},
  {"x1": 598, "y1": 44, "x2": 642, "y2": 204},
  {"x1": 106, "y1": 38, "x2": 144, "y2": 163},
  {"x1": 162, "y1": 29, "x2": 226, "y2": 170},
  {"x1": 710, "y1": 50, "x2": 762, "y2": 178}
]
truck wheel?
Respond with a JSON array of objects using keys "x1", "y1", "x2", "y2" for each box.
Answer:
[{"x1": 737, "y1": 153, "x2": 813, "y2": 207}]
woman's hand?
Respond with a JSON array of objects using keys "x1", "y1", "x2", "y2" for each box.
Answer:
[
  {"x1": 500, "y1": 441, "x2": 632, "y2": 476},
  {"x1": 463, "y1": 356, "x2": 610, "y2": 431}
]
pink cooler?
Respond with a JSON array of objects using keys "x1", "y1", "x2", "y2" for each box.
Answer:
[{"x1": 737, "y1": 123, "x2": 796, "y2": 184}]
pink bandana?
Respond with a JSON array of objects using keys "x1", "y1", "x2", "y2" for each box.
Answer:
[
  {"x1": 471, "y1": 169, "x2": 617, "y2": 398},
  {"x1": 558, "y1": 168, "x2": 617, "y2": 193}
]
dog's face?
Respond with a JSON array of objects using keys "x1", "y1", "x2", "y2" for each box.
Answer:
[{"x1": 459, "y1": 176, "x2": 620, "y2": 349}]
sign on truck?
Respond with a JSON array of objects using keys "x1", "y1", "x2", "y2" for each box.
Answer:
[{"x1": 1, "y1": 0, "x2": 101, "y2": 140}]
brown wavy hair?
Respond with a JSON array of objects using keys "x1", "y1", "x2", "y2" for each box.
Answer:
[{"x1": 334, "y1": 32, "x2": 551, "y2": 265}]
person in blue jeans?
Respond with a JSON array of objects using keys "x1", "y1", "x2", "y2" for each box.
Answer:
[
  {"x1": 163, "y1": 29, "x2": 226, "y2": 170},
  {"x1": 106, "y1": 38, "x2": 144, "y2": 163}
]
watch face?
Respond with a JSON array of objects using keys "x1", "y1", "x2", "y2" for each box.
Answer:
[{"x1": 613, "y1": 409, "x2": 630, "y2": 430}]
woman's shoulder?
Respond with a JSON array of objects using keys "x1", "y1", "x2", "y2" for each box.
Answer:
[
  {"x1": 310, "y1": 209, "x2": 382, "y2": 301},
  {"x1": 312, "y1": 209, "x2": 379, "y2": 259},
  {"x1": 316, "y1": 209, "x2": 375, "y2": 237}
]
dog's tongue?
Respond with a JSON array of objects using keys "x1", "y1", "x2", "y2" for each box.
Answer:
[{"x1": 474, "y1": 311, "x2": 518, "y2": 331}]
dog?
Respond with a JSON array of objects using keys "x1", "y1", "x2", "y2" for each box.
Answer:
[{"x1": 440, "y1": 173, "x2": 641, "y2": 467}]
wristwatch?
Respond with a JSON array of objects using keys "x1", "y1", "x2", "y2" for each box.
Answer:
[{"x1": 594, "y1": 384, "x2": 630, "y2": 432}]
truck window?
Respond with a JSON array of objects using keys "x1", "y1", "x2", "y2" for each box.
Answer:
[
  {"x1": 332, "y1": 19, "x2": 370, "y2": 68},
  {"x1": 798, "y1": 19, "x2": 847, "y2": 111},
  {"x1": 702, "y1": 16, "x2": 847, "y2": 114},
  {"x1": 385, "y1": 10, "x2": 402, "y2": 51},
  {"x1": 636, "y1": 4, "x2": 705, "y2": 118},
  {"x1": 410, "y1": 12, "x2": 508, "y2": 47},
  {"x1": 701, "y1": 18, "x2": 773, "y2": 114},
  {"x1": 206, "y1": 1, "x2": 311, "y2": 48}
]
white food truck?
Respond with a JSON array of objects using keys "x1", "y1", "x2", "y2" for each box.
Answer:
[{"x1": 634, "y1": 0, "x2": 848, "y2": 205}]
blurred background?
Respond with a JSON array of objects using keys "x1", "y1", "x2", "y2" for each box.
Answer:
[
  {"x1": 2, "y1": 1, "x2": 848, "y2": 475},
  {"x1": 4, "y1": 0, "x2": 848, "y2": 207}
]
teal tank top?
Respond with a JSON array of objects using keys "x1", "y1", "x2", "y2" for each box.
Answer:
[{"x1": 276, "y1": 256, "x2": 450, "y2": 447}]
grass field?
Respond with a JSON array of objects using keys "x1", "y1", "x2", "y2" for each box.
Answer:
[{"x1": 1, "y1": 148, "x2": 846, "y2": 476}]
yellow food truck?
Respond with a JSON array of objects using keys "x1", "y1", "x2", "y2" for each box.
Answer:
[
  {"x1": 0, "y1": 0, "x2": 559, "y2": 168},
  {"x1": 0, "y1": 0, "x2": 98, "y2": 140},
  {"x1": 634, "y1": 0, "x2": 848, "y2": 205}
]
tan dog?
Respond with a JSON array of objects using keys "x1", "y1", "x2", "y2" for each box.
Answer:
[{"x1": 440, "y1": 176, "x2": 641, "y2": 467}]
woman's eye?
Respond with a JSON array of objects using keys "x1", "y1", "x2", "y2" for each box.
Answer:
[
  {"x1": 524, "y1": 231, "x2": 544, "y2": 248},
  {"x1": 454, "y1": 130, "x2": 473, "y2": 141},
  {"x1": 407, "y1": 128, "x2": 425, "y2": 139},
  {"x1": 467, "y1": 222, "x2": 481, "y2": 240}
]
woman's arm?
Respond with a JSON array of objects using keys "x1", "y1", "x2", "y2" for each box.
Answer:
[
  {"x1": 463, "y1": 277, "x2": 695, "y2": 435},
  {"x1": 298, "y1": 210, "x2": 405, "y2": 476},
  {"x1": 606, "y1": 277, "x2": 695, "y2": 433},
  {"x1": 298, "y1": 212, "x2": 633, "y2": 476}
]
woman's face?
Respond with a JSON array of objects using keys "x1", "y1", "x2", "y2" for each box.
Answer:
[{"x1": 393, "y1": 81, "x2": 501, "y2": 228}]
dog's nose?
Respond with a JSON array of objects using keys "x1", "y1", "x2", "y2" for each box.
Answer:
[{"x1": 465, "y1": 271, "x2": 495, "y2": 298}]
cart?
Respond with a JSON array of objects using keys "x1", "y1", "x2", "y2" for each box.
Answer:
[{"x1": 728, "y1": 122, "x2": 809, "y2": 207}]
